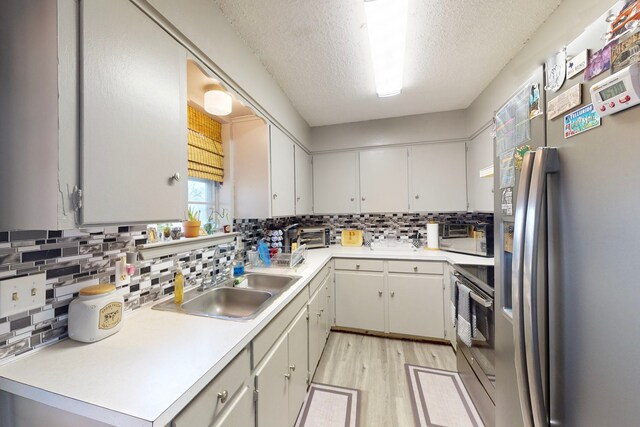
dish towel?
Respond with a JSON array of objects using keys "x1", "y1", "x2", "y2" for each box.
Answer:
[
  {"x1": 450, "y1": 274, "x2": 458, "y2": 328},
  {"x1": 457, "y1": 283, "x2": 472, "y2": 347}
]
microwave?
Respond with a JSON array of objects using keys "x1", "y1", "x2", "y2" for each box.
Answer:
[
  {"x1": 298, "y1": 227, "x2": 330, "y2": 249},
  {"x1": 440, "y1": 222, "x2": 494, "y2": 258}
]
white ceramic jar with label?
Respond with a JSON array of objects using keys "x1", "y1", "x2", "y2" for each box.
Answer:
[{"x1": 68, "y1": 284, "x2": 124, "y2": 342}]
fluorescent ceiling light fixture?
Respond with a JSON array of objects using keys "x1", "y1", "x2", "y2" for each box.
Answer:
[
  {"x1": 204, "y1": 88, "x2": 232, "y2": 116},
  {"x1": 364, "y1": 0, "x2": 408, "y2": 97}
]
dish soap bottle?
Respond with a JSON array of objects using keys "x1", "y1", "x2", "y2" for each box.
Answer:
[{"x1": 174, "y1": 262, "x2": 184, "y2": 304}]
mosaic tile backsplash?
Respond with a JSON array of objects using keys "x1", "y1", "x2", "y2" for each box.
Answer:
[
  {"x1": 235, "y1": 212, "x2": 494, "y2": 250},
  {"x1": 0, "y1": 226, "x2": 235, "y2": 364}
]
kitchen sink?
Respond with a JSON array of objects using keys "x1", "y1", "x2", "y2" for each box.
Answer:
[
  {"x1": 153, "y1": 284, "x2": 272, "y2": 321},
  {"x1": 181, "y1": 287, "x2": 273, "y2": 319},
  {"x1": 240, "y1": 273, "x2": 300, "y2": 293},
  {"x1": 152, "y1": 273, "x2": 301, "y2": 321}
]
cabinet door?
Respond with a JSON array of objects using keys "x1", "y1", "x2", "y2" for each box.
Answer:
[
  {"x1": 388, "y1": 274, "x2": 444, "y2": 338},
  {"x1": 326, "y1": 269, "x2": 335, "y2": 332},
  {"x1": 212, "y1": 386, "x2": 254, "y2": 427},
  {"x1": 335, "y1": 271, "x2": 384, "y2": 332},
  {"x1": 270, "y1": 126, "x2": 295, "y2": 217},
  {"x1": 233, "y1": 118, "x2": 270, "y2": 219},
  {"x1": 294, "y1": 145, "x2": 313, "y2": 215},
  {"x1": 323, "y1": 277, "x2": 331, "y2": 338},
  {"x1": 409, "y1": 143, "x2": 467, "y2": 212},
  {"x1": 81, "y1": 0, "x2": 187, "y2": 224},
  {"x1": 359, "y1": 148, "x2": 408, "y2": 213},
  {"x1": 443, "y1": 264, "x2": 457, "y2": 349},
  {"x1": 313, "y1": 152, "x2": 359, "y2": 214},
  {"x1": 255, "y1": 335, "x2": 289, "y2": 427},
  {"x1": 287, "y1": 310, "x2": 308, "y2": 426},
  {"x1": 308, "y1": 284, "x2": 328, "y2": 376}
]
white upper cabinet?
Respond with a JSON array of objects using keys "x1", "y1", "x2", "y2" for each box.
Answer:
[
  {"x1": 467, "y1": 128, "x2": 494, "y2": 212},
  {"x1": 360, "y1": 148, "x2": 409, "y2": 213},
  {"x1": 313, "y1": 152, "x2": 359, "y2": 214},
  {"x1": 294, "y1": 146, "x2": 313, "y2": 215},
  {"x1": 409, "y1": 143, "x2": 467, "y2": 212},
  {"x1": 81, "y1": 0, "x2": 187, "y2": 225},
  {"x1": 0, "y1": 1, "x2": 78, "y2": 230},
  {"x1": 233, "y1": 118, "x2": 297, "y2": 218},
  {"x1": 270, "y1": 126, "x2": 296, "y2": 217}
]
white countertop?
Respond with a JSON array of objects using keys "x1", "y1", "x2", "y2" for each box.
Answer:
[{"x1": 0, "y1": 247, "x2": 492, "y2": 426}]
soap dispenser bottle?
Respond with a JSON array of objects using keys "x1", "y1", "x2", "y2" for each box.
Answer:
[{"x1": 174, "y1": 262, "x2": 184, "y2": 304}]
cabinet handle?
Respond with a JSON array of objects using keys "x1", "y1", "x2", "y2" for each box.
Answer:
[
  {"x1": 289, "y1": 364, "x2": 296, "y2": 372},
  {"x1": 356, "y1": 264, "x2": 360, "y2": 269},
  {"x1": 391, "y1": 291, "x2": 395, "y2": 297},
  {"x1": 415, "y1": 194, "x2": 419, "y2": 199},
  {"x1": 350, "y1": 197, "x2": 355, "y2": 202},
  {"x1": 171, "y1": 172, "x2": 181, "y2": 182},
  {"x1": 317, "y1": 312, "x2": 322, "y2": 317},
  {"x1": 284, "y1": 372, "x2": 291, "y2": 379},
  {"x1": 273, "y1": 193, "x2": 278, "y2": 199},
  {"x1": 297, "y1": 196, "x2": 301, "y2": 201},
  {"x1": 361, "y1": 197, "x2": 366, "y2": 201},
  {"x1": 413, "y1": 266, "x2": 418, "y2": 272},
  {"x1": 378, "y1": 291, "x2": 383, "y2": 297},
  {"x1": 217, "y1": 390, "x2": 229, "y2": 403}
]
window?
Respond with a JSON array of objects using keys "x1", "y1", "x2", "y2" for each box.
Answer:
[{"x1": 188, "y1": 178, "x2": 218, "y2": 224}]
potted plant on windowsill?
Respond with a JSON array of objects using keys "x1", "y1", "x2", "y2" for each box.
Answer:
[
  {"x1": 204, "y1": 208, "x2": 230, "y2": 235},
  {"x1": 183, "y1": 207, "x2": 201, "y2": 238}
]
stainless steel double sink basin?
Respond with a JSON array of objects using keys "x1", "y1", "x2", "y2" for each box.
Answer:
[{"x1": 152, "y1": 273, "x2": 300, "y2": 321}]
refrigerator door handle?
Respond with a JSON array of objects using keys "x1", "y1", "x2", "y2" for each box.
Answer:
[
  {"x1": 523, "y1": 147, "x2": 559, "y2": 427},
  {"x1": 512, "y1": 150, "x2": 536, "y2": 427}
]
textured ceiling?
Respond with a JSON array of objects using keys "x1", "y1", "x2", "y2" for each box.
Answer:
[{"x1": 213, "y1": 0, "x2": 561, "y2": 127}]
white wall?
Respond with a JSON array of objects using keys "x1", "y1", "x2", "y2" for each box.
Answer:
[
  {"x1": 310, "y1": 109, "x2": 468, "y2": 152},
  {"x1": 144, "y1": 0, "x2": 311, "y2": 149}
]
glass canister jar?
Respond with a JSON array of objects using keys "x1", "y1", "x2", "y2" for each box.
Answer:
[{"x1": 68, "y1": 284, "x2": 124, "y2": 343}]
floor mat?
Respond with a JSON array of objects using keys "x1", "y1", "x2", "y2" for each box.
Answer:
[
  {"x1": 405, "y1": 364, "x2": 485, "y2": 427},
  {"x1": 295, "y1": 382, "x2": 361, "y2": 427}
]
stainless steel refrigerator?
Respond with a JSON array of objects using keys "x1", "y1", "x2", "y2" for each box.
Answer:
[{"x1": 494, "y1": 5, "x2": 640, "y2": 427}]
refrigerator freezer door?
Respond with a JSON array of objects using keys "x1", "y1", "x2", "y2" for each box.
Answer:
[
  {"x1": 512, "y1": 151, "x2": 536, "y2": 427},
  {"x1": 523, "y1": 148, "x2": 559, "y2": 427}
]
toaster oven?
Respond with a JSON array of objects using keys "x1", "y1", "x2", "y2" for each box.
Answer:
[{"x1": 298, "y1": 227, "x2": 330, "y2": 249}]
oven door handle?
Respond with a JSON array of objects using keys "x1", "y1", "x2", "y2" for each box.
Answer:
[{"x1": 469, "y1": 291, "x2": 493, "y2": 308}]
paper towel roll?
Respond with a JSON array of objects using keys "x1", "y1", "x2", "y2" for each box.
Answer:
[{"x1": 427, "y1": 223, "x2": 439, "y2": 249}]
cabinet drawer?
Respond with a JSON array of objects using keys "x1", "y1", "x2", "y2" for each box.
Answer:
[
  {"x1": 387, "y1": 260, "x2": 443, "y2": 275},
  {"x1": 252, "y1": 287, "x2": 308, "y2": 367},
  {"x1": 334, "y1": 258, "x2": 383, "y2": 272},
  {"x1": 309, "y1": 262, "x2": 331, "y2": 295},
  {"x1": 173, "y1": 346, "x2": 250, "y2": 427}
]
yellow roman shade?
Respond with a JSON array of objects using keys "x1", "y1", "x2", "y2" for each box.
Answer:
[{"x1": 187, "y1": 105, "x2": 224, "y2": 182}]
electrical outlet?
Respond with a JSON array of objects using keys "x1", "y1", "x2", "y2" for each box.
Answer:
[
  {"x1": 115, "y1": 256, "x2": 130, "y2": 287},
  {"x1": 0, "y1": 273, "x2": 46, "y2": 318}
]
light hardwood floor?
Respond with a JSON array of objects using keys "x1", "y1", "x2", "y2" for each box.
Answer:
[{"x1": 313, "y1": 331, "x2": 457, "y2": 427}]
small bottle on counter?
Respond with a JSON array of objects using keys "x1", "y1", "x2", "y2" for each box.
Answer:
[
  {"x1": 174, "y1": 262, "x2": 184, "y2": 304},
  {"x1": 233, "y1": 252, "x2": 245, "y2": 277}
]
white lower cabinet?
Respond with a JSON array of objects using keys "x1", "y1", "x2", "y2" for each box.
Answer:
[
  {"x1": 387, "y1": 274, "x2": 444, "y2": 338},
  {"x1": 172, "y1": 347, "x2": 251, "y2": 427},
  {"x1": 287, "y1": 310, "x2": 308, "y2": 426},
  {"x1": 254, "y1": 308, "x2": 308, "y2": 427},
  {"x1": 211, "y1": 386, "x2": 254, "y2": 427},
  {"x1": 334, "y1": 259, "x2": 446, "y2": 340},
  {"x1": 308, "y1": 280, "x2": 329, "y2": 376},
  {"x1": 443, "y1": 263, "x2": 457, "y2": 349},
  {"x1": 335, "y1": 271, "x2": 385, "y2": 332},
  {"x1": 254, "y1": 335, "x2": 288, "y2": 427}
]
